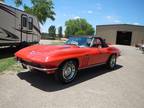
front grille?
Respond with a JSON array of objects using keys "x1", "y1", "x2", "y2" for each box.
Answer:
[{"x1": 20, "y1": 59, "x2": 42, "y2": 68}]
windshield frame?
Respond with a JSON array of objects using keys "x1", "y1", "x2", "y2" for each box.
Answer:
[{"x1": 65, "y1": 36, "x2": 92, "y2": 47}]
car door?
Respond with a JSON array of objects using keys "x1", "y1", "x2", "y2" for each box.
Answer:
[
  {"x1": 88, "y1": 38, "x2": 109, "y2": 65},
  {"x1": 98, "y1": 47, "x2": 110, "y2": 63},
  {"x1": 95, "y1": 38, "x2": 110, "y2": 63},
  {"x1": 88, "y1": 47, "x2": 102, "y2": 65}
]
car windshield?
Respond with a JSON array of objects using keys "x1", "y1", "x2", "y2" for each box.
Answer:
[{"x1": 65, "y1": 37, "x2": 92, "y2": 47}]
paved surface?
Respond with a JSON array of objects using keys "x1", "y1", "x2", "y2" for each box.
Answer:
[
  {"x1": 0, "y1": 45, "x2": 144, "y2": 108},
  {"x1": 39, "y1": 39, "x2": 65, "y2": 45}
]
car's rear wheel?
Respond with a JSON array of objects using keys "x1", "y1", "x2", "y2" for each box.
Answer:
[
  {"x1": 55, "y1": 60, "x2": 78, "y2": 84},
  {"x1": 107, "y1": 55, "x2": 117, "y2": 69}
]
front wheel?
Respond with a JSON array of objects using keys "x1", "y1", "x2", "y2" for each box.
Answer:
[
  {"x1": 107, "y1": 55, "x2": 117, "y2": 69},
  {"x1": 55, "y1": 60, "x2": 78, "y2": 84}
]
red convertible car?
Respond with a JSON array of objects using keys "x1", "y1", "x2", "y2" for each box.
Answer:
[{"x1": 15, "y1": 36, "x2": 120, "y2": 83}]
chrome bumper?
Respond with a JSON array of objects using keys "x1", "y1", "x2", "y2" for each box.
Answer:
[{"x1": 18, "y1": 61, "x2": 57, "y2": 72}]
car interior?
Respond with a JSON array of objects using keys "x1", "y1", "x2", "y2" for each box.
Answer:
[{"x1": 90, "y1": 38, "x2": 106, "y2": 48}]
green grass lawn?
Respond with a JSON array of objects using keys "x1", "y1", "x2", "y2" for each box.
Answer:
[
  {"x1": 0, "y1": 57, "x2": 23, "y2": 73},
  {"x1": 0, "y1": 57, "x2": 16, "y2": 72},
  {"x1": 0, "y1": 46, "x2": 21, "y2": 73}
]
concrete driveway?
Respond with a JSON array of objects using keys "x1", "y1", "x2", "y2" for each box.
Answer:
[{"x1": 0, "y1": 45, "x2": 144, "y2": 108}]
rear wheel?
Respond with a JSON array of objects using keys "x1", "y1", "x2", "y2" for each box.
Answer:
[
  {"x1": 55, "y1": 60, "x2": 78, "y2": 84},
  {"x1": 107, "y1": 55, "x2": 117, "y2": 69}
]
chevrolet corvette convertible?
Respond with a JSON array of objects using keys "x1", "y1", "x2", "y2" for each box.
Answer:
[{"x1": 15, "y1": 36, "x2": 120, "y2": 83}]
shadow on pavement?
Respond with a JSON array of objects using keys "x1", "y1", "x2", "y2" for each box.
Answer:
[{"x1": 17, "y1": 64, "x2": 123, "y2": 92}]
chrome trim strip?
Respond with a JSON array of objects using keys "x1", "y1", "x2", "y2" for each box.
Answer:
[
  {"x1": 21, "y1": 63, "x2": 57, "y2": 71},
  {"x1": 20, "y1": 62, "x2": 105, "y2": 72},
  {"x1": 78, "y1": 62, "x2": 106, "y2": 70}
]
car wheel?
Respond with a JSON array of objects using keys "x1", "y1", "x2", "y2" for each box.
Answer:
[
  {"x1": 107, "y1": 55, "x2": 117, "y2": 69},
  {"x1": 55, "y1": 60, "x2": 78, "y2": 84}
]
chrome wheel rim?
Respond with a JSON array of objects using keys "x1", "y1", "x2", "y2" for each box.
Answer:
[
  {"x1": 63, "y1": 63, "x2": 76, "y2": 80},
  {"x1": 110, "y1": 56, "x2": 116, "y2": 68}
]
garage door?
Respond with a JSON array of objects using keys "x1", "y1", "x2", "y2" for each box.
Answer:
[{"x1": 116, "y1": 31, "x2": 132, "y2": 45}]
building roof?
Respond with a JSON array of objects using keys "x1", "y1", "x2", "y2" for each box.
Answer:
[{"x1": 96, "y1": 24, "x2": 144, "y2": 28}]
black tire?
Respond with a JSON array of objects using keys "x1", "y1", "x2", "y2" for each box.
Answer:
[
  {"x1": 55, "y1": 60, "x2": 78, "y2": 84},
  {"x1": 106, "y1": 55, "x2": 117, "y2": 70}
]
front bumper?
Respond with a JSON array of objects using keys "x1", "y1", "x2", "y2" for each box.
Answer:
[
  {"x1": 17, "y1": 59, "x2": 57, "y2": 74},
  {"x1": 21, "y1": 62, "x2": 57, "y2": 72}
]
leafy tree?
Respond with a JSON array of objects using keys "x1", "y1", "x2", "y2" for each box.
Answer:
[
  {"x1": 15, "y1": 0, "x2": 55, "y2": 24},
  {"x1": 48, "y1": 25, "x2": 56, "y2": 39},
  {"x1": 15, "y1": 0, "x2": 22, "y2": 7},
  {"x1": 58, "y1": 26, "x2": 63, "y2": 38},
  {"x1": 65, "y1": 18, "x2": 95, "y2": 37},
  {"x1": 75, "y1": 30, "x2": 85, "y2": 35}
]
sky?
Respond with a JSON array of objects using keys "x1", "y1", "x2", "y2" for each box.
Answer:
[{"x1": 5, "y1": 0, "x2": 144, "y2": 33}]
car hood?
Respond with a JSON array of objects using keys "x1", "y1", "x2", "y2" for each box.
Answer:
[{"x1": 15, "y1": 45, "x2": 85, "y2": 63}]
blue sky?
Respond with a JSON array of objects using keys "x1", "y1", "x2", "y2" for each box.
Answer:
[{"x1": 5, "y1": 0, "x2": 144, "y2": 33}]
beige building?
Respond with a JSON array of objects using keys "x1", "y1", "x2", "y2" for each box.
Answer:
[{"x1": 96, "y1": 24, "x2": 144, "y2": 45}]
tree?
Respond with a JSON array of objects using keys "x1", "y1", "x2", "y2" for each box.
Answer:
[
  {"x1": 15, "y1": 0, "x2": 22, "y2": 7},
  {"x1": 65, "y1": 18, "x2": 95, "y2": 37},
  {"x1": 48, "y1": 25, "x2": 56, "y2": 39},
  {"x1": 58, "y1": 26, "x2": 63, "y2": 38},
  {"x1": 15, "y1": 0, "x2": 55, "y2": 24}
]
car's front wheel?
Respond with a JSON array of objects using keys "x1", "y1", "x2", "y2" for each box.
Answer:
[
  {"x1": 107, "y1": 55, "x2": 117, "y2": 69},
  {"x1": 55, "y1": 60, "x2": 78, "y2": 84}
]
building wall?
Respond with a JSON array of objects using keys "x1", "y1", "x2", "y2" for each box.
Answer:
[{"x1": 96, "y1": 24, "x2": 144, "y2": 45}]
